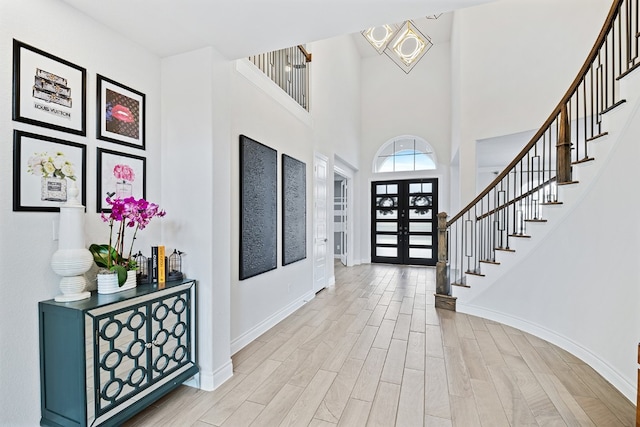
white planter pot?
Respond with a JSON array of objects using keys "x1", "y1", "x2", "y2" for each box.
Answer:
[{"x1": 97, "y1": 270, "x2": 137, "y2": 294}]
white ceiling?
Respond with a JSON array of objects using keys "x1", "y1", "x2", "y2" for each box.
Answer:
[{"x1": 58, "y1": 0, "x2": 496, "y2": 59}]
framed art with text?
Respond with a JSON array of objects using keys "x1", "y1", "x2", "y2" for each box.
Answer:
[
  {"x1": 239, "y1": 135, "x2": 277, "y2": 280},
  {"x1": 97, "y1": 148, "x2": 146, "y2": 212},
  {"x1": 97, "y1": 74, "x2": 146, "y2": 150},
  {"x1": 282, "y1": 154, "x2": 306, "y2": 266},
  {"x1": 12, "y1": 39, "x2": 87, "y2": 135},
  {"x1": 13, "y1": 130, "x2": 86, "y2": 212}
]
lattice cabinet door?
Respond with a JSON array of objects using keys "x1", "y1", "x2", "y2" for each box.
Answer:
[
  {"x1": 148, "y1": 291, "x2": 194, "y2": 382},
  {"x1": 88, "y1": 299, "x2": 153, "y2": 421}
]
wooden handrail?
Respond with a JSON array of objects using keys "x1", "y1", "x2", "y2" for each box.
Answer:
[
  {"x1": 447, "y1": 0, "x2": 624, "y2": 226},
  {"x1": 297, "y1": 45, "x2": 312, "y2": 63}
]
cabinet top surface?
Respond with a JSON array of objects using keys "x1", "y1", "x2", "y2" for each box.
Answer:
[{"x1": 39, "y1": 278, "x2": 195, "y2": 311}]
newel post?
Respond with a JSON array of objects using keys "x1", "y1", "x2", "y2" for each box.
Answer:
[
  {"x1": 435, "y1": 212, "x2": 456, "y2": 311},
  {"x1": 557, "y1": 104, "x2": 573, "y2": 184}
]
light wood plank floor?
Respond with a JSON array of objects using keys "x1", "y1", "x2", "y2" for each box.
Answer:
[{"x1": 125, "y1": 263, "x2": 635, "y2": 426}]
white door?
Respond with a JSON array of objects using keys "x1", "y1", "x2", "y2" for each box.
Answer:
[
  {"x1": 313, "y1": 154, "x2": 328, "y2": 293},
  {"x1": 340, "y1": 179, "x2": 348, "y2": 266}
]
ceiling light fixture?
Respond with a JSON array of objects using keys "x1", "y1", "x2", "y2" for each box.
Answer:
[
  {"x1": 426, "y1": 13, "x2": 443, "y2": 19},
  {"x1": 384, "y1": 21, "x2": 433, "y2": 73},
  {"x1": 361, "y1": 24, "x2": 399, "y2": 54},
  {"x1": 361, "y1": 20, "x2": 433, "y2": 74}
]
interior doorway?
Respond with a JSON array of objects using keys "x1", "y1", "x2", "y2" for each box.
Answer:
[
  {"x1": 333, "y1": 158, "x2": 356, "y2": 268},
  {"x1": 371, "y1": 178, "x2": 438, "y2": 266},
  {"x1": 333, "y1": 173, "x2": 348, "y2": 266},
  {"x1": 313, "y1": 153, "x2": 328, "y2": 293}
]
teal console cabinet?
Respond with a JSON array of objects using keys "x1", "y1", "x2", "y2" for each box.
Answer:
[{"x1": 39, "y1": 279, "x2": 198, "y2": 427}]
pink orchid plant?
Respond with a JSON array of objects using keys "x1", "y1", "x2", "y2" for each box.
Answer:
[{"x1": 90, "y1": 196, "x2": 166, "y2": 285}]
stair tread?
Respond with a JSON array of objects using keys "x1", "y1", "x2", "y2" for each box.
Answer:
[
  {"x1": 509, "y1": 233, "x2": 531, "y2": 238},
  {"x1": 557, "y1": 180, "x2": 579, "y2": 186},
  {"x1": 452, "y1": 282, "x2": 470, "y2": 288},
  {"x1": 600, "y1": 99, "x2": 626, "y2": 114},
  {"x1": 495, "y1": 247, "x2": 515, "y2": 252},
  {"x1": 466, "y1": 271, "x2": 485, "y2": 277},
  {"x1": 541, "y1": 201, "x2": 563, "y2": 205},
  {"x1": 525, "y1": 219, "x2": 547, "y2": 223},
  {"x1": 586, "y1": 132, "x2": 608, "y2": 142},
  {"x1": 480, "y1": 259, "x2": 500, "y2": 265},
  {"x1": 572, "y1": 157, "x2": 595, "y2": 165}
]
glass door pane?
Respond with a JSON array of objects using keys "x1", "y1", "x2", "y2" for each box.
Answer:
[{"x1": 371, "y1": 181, "x2": 401, "y2": 264}]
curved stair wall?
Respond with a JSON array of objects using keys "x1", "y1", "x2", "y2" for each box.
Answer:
[{"x1": 454, "y1": 68, "x2": 640, "y2": 402}]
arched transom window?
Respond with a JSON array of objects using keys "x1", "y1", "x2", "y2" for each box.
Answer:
[{"x1": 374, "y1": 136, "x2": 437, "y2": 173}]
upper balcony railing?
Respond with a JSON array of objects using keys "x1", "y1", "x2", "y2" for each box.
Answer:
[
  {"x1": 248, "y1": 45, "x2": 312, "y2": 111},
  {"x1": 438, "y1": 0, "x2": 639, "y2": 300}
]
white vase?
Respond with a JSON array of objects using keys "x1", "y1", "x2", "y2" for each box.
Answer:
[
  {"x1": 52, "y1": 248, "x2": 93, "y2": 302},
  {"x1": 97, "y1": 270, "x2": 137, "y2": 294},
  {"x1": 52, "y1": 182, "x2": 91, "y2": 302}
]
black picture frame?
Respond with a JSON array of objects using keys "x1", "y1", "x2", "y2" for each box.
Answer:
[
  {"x1": 239, "y1": 135, "x2": 278, "y2": 280},
  {"x1": 13, "y1": 130, "x2": 87, "y2": 212},
  {"x1": 12, "y1": 39, "x2": 87, "y2": 136},
  {"x1": 282, "y1": 154, "x2": 307, "y2": 266},
  {"x1": 96, "y1": 74, "x2": 146, "y2": 150},
  {"x1": 96, "y1": 148, "x2": 146, "y2": 212}
]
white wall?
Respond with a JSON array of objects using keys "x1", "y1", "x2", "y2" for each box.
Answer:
[
  {"x1": 309, "y1": 34, "x2": 363, "y2": 274},
  {"x1": 452, "y1": 0, "x2": 611, "y2": 204},
  {"x1": 161, "y1": 47, "x2": 234, "y2": 389},
  {"x1": 309, "y1": 35, "x2": 362, "y2": 168},
  {"x1": 359, "y1": 41, "x2": 453, "y2": 263},
  {"x1": 0, "y1": 1, "x2": 161, "y2": 425}
]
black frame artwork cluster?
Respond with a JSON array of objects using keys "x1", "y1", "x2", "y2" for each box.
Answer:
[
  {"x1": 11, "y1": 39, "x2": 147, "y2": 213},
  {"x1": 239, "y1": 135, "x2": 307, "y2": 280}
]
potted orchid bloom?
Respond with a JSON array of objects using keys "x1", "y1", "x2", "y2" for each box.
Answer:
[{"x1": 90, "y1": 196, "x2": 166, "y2": 290}]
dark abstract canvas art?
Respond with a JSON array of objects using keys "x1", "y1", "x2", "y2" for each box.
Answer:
[
  {"x1": 239, "y1": 135, "x2": 278, "y2": 280},
  {"x1": 282, "y1": 154, "x2": 306, "y2": 266}
]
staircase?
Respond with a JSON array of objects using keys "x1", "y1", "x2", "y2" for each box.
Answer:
[{"x1": 435, "y1": 0, "x2": 640, "y2": 406}]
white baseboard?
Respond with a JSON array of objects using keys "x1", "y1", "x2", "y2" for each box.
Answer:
[
  {"x1": 457, "y1": 303, "x2": 636, "y2": 403},
  {"x1": 230, "y1": 290, "x2": 315, "y2": 355},
  {"x1": 196, "y1": 358, "x2": 234, "y2": 391}
]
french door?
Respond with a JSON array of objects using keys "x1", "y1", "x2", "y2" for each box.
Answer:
[{"x1": 371, "y1": 178, "x2": 438, "y2": 266}]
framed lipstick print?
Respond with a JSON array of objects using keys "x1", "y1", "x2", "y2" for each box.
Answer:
[
  {"x1": 97, "y1": 74, "x2": 145, "y2": 150},
  {"x1": 12, "y1": 39, "x2": 87, "y2": 135}
]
